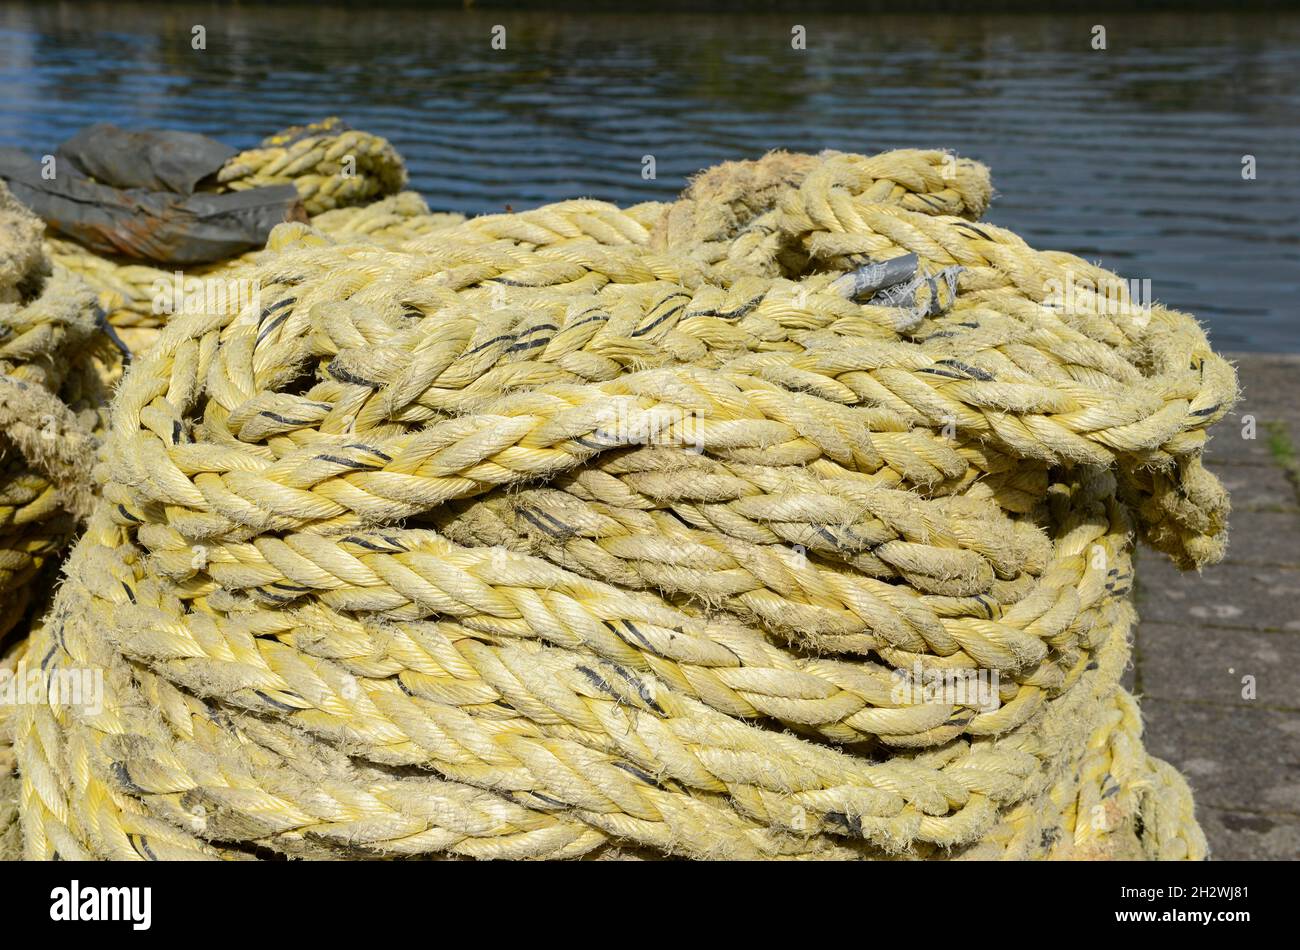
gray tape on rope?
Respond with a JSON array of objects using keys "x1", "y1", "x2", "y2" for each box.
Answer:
[{"x1": 830, "y1": 253, "x2": 919, "y2": 300}]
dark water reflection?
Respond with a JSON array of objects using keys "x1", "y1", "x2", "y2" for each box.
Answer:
[{"x1": 1, "y1": 3, "x2": 1297, "y2": 350}]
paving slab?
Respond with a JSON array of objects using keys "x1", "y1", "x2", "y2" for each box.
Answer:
[
  {"x1": 1197, "y1": 807, "x2": 1300, "y2": 861},
  {"x1": 1136, "y1": 562, "x2": 1300, "y2": 632},
  {"x1": 1221, "y1": 509, "x2": 1300, "y2": 566},
  {"x1": 1203, "y1": 427, "x2": 1283, "y2": 467},
  {"x1": 1135, "y1": 622, "x2": 1300, "y2": 707},
  {"x1": 1211, "y1": 464, "x2": 1298, "y2": 511},
  {"x1": 1204, "y1": 354, "x2": 1300, "y2": 472},
  {"x1": 1224, "y1": 353, "x2": 1300, "y2": 417},
  {"x1": 1139, "y1": 698, "x2": 1300, "y2": 816}
]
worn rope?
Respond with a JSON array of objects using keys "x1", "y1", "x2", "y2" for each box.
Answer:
[
  {"x1": 13, "y1": 148, "x2": 1235, "y2": 860},
  {"x1": 46, "y1": 193, "x2": 466, "y2": 334},
  {"x1": 0, "y1": 182, "x2": 108, "y2": 859},
  {"x1": 217, "y1": 117, "x2": 408, "y2": 215},
  {"x1": 0, "y1": 183, "x2": 104, "y2": 632}
]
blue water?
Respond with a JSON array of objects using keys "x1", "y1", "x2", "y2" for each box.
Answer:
[{"x1": 1, "y1": 3, "x2": 1297, "y2": 350}]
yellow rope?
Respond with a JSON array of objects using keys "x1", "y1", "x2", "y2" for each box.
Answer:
[
  {"x1": 217, "y1": 117, "x2": 408, "y2": 215},
  {"x1": 11, "y1": 148, "x2": 1235, "y2": 860},
  {"x1": 46, "y1": 194, "x2": 465, "y2": 330},
  {"x1": 0, "y1": 183, "x2": 105, "y2": 630},
  {"x1": 0, "y1": 183, "x2": 111, "y2": 860}
]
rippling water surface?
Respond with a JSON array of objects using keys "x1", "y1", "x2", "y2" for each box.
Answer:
[{"x1": 1, "y1": 3, "x2": 1297, "y2": 350}]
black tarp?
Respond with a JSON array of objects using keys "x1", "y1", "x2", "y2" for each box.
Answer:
[
  {"x1": 0, "y1": 126, "x2": 304, "y2": 266},
  {"x1": 57, "y1": 124, "x2": 237, "y2": 195}
]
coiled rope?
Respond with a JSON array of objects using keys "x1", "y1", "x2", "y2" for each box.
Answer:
[
  {"x1": 46, "y1": 193, "x2": 464, "y2": 336},
  {"x1": 219, "y1": 117, "x2": 409, "y2": 215},
  {"x1": 0, "y1": 183, "x2": 105, "y2": 630},
  {"x1": 0, "y1": 182, "x2": 108, "y2": 857},
  {"x1": 13, "y1": 148, "x2": 1233, "y2": 860}
]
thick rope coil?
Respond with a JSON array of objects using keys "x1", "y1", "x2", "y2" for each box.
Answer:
[
  {"x1": 0, "y1": 184, "x2": 104, "y2": 632},
  {"x1": 217, "y1": 117, "x2": 408, "y2": 215},
  {"x1": 13, "y1": 148, "x2": 1235, "y2": 860},
  {"x1": 0, "y1": 182, "x2": 110, "y2": 858}
]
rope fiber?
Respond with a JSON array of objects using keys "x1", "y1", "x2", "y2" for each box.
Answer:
[
  {"x1": 0, "y1": 181, "x2": 112, "y2": 859},
  {"x1": 8, "y1": 145, "x2": 1235, "y2": 860}
]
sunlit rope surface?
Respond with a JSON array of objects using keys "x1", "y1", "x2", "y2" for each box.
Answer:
[{"x1": 12, "y1": 147, "x2": 1232, "y2": 860}]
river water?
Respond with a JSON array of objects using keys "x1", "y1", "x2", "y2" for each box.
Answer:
[{"x1": 1, "y1": 3, "x2": 1296, "y2": 350}]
